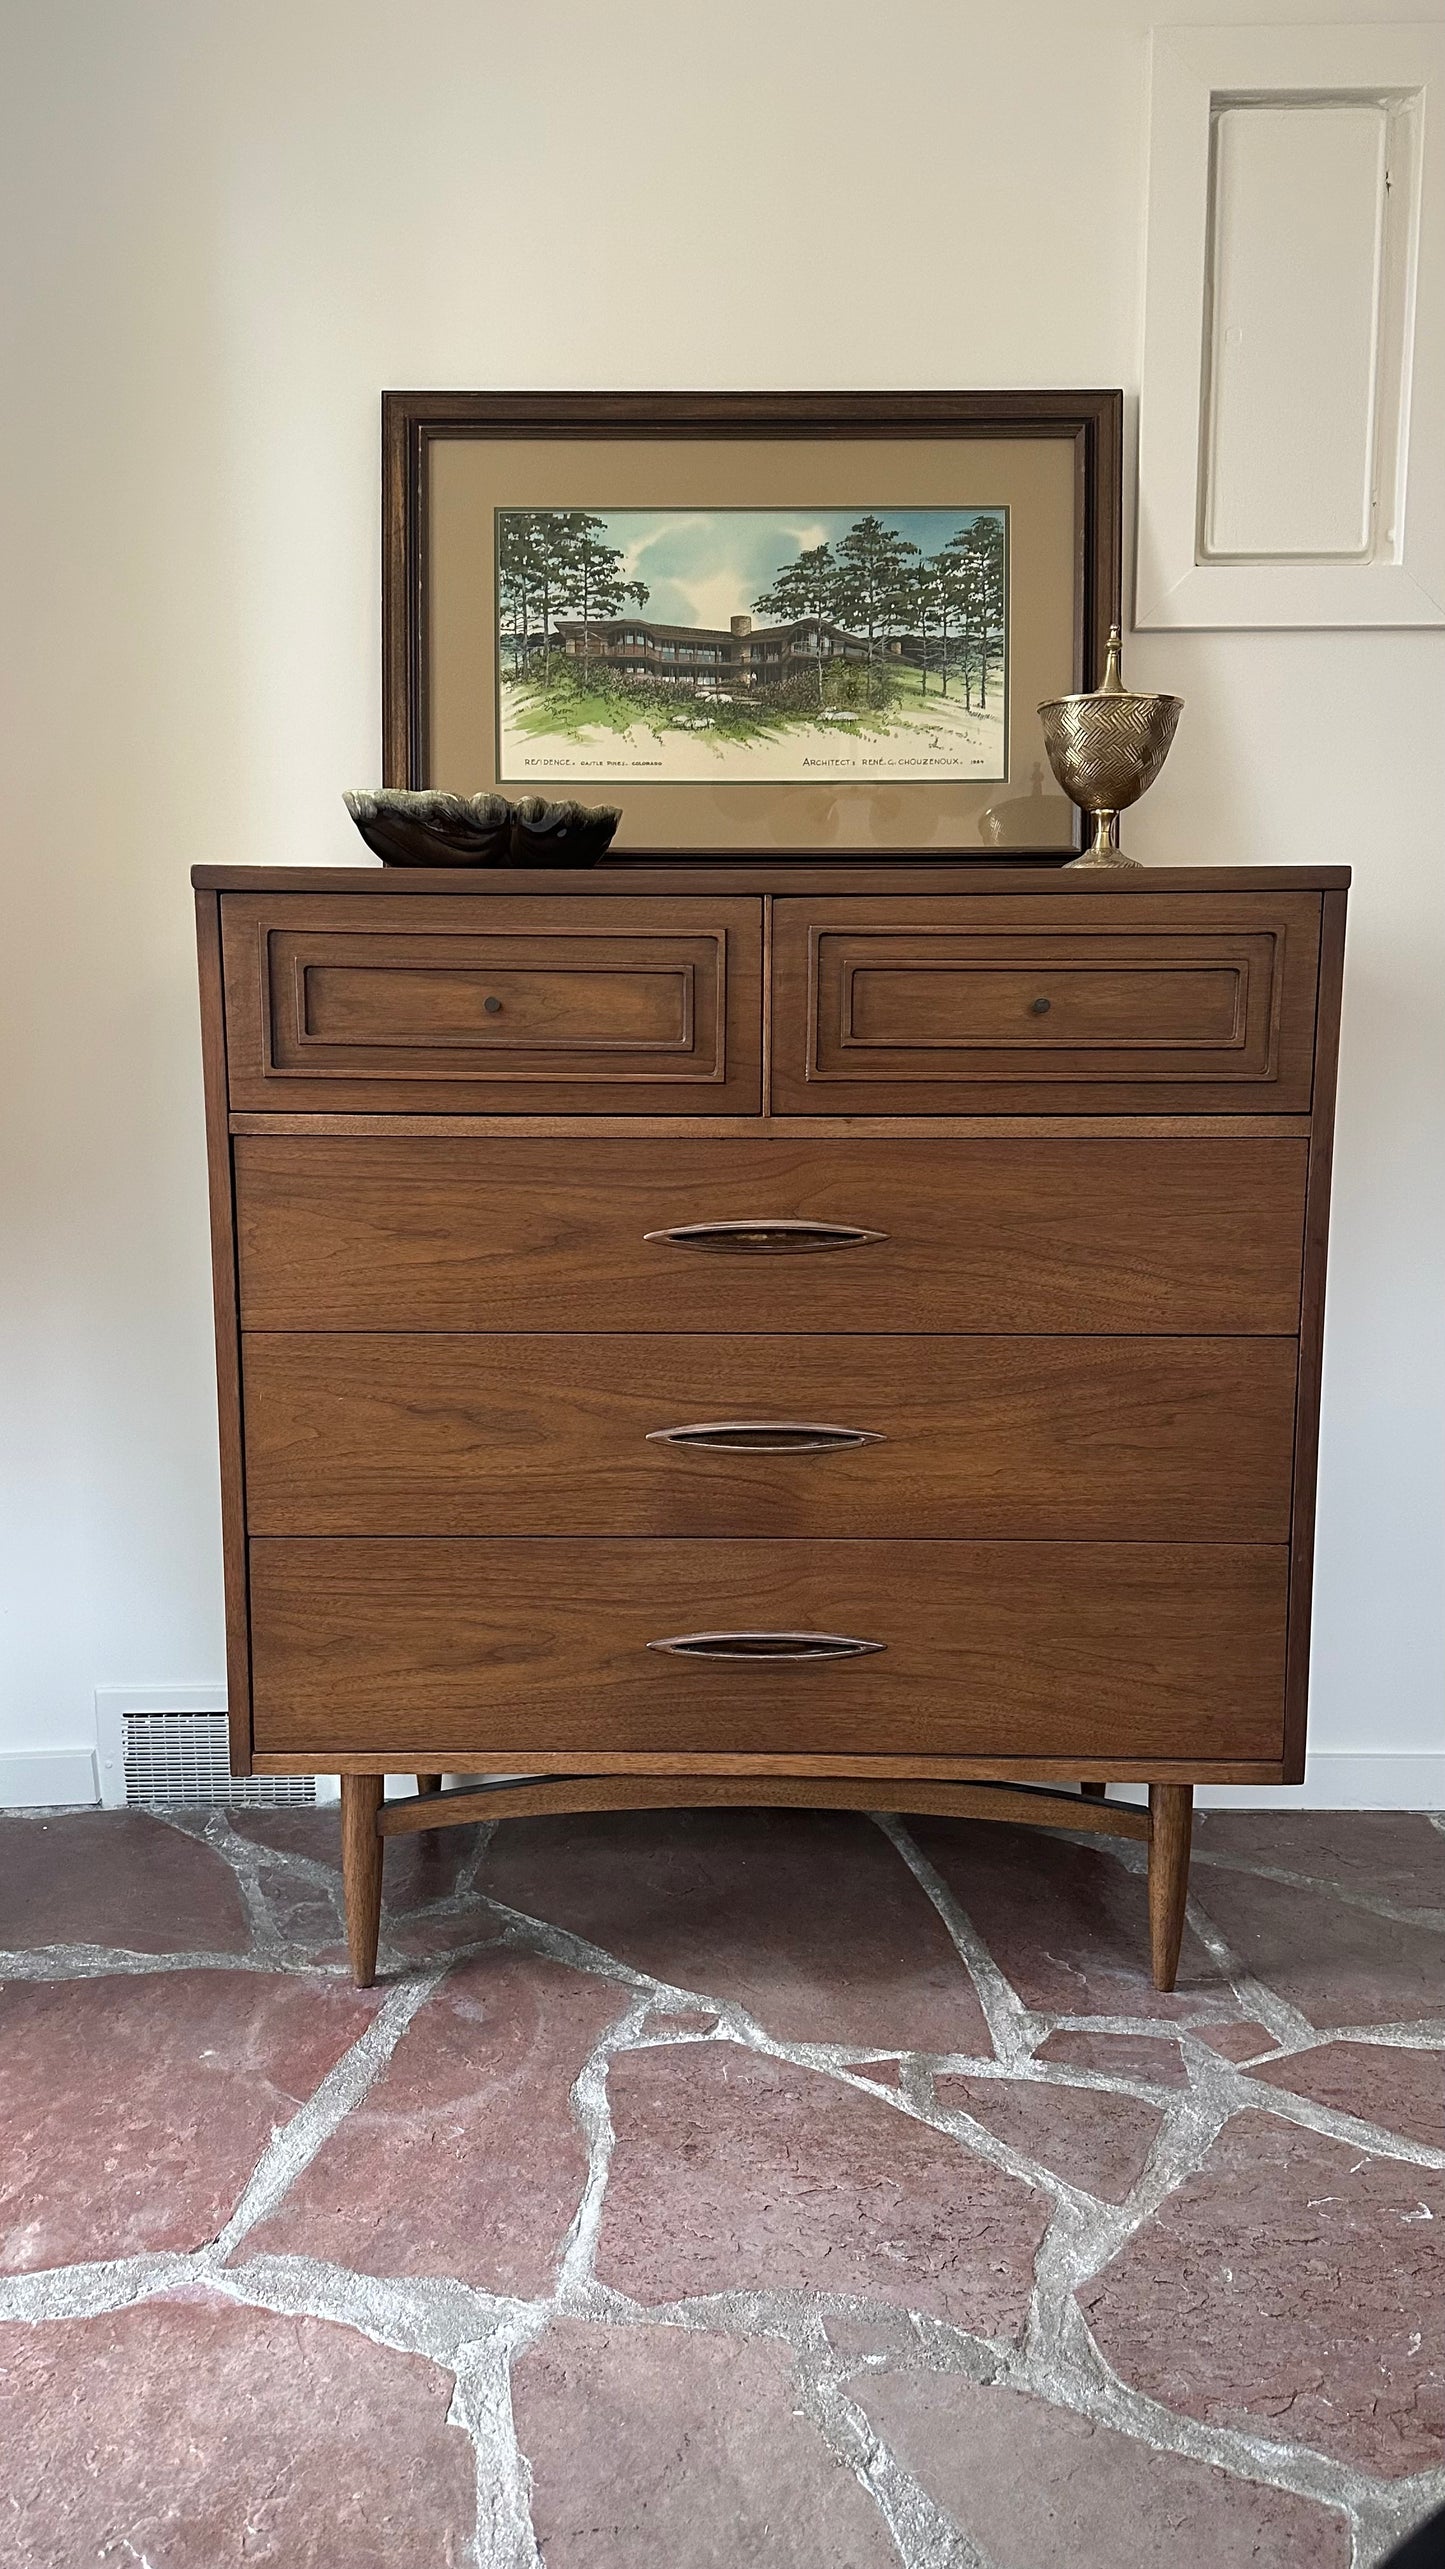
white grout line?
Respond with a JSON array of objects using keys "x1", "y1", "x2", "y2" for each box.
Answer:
[
  {"x1": 871, "y1": 1814, "x2": 1045, "y2": 2068},
  {"x1": 209, "y1": 1966, "x2": 450, "y2": 2260}
]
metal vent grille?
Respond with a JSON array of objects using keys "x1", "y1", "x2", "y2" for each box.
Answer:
[{"x1": 122, "y1": 1713, "x2": 316, "y2": 1808}]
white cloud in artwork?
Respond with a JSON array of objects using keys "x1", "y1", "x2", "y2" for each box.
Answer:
[
  {"x1": 667, "y1": 572, "x2": 756, "y2": 629},
  {"x1": 619, "y1": 515, "x2": 709, "y2": 583}
]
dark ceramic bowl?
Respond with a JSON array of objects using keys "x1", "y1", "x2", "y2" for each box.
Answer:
[
  {"x1": 344, "y1": 789, "x2": 621, "y2": 868},
  {"x1": 508, "y1": 796, "x2": 621, "y2": 864},
  {"x1": 343, "y1": 790, "x2": 514, "y2": 867}
]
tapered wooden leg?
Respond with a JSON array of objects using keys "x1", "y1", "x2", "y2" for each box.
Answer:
[
  {"x1": 1148, "y1": 1783, "x2": 1193, "y2": 1992},
  {"x1": 341, "y1": 1774, "x2": 384, "y2": 1987},
  {"x1": 1079, "y1": 1781, "x2": 1107, "y2": 1801},
  {"x1": 415, "y1": 1774, "x2": 443, "y2": 1798}
]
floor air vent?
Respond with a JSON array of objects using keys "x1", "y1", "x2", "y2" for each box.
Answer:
[{"x1": 121, "y1": 1712, "x2": 316, "y2": 1809}]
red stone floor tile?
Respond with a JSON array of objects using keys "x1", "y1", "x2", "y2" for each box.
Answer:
[
  {"x1": 512, "y1": 2318, "x2": 895, "y2": 2567},
  {"x1": 1079, "y1": 2109, "x2": 1445, "y2": 2475},
  {"x1": 1187, "y1": 1864, "x2": 1445, "y2": 2028},
  {"x1": 909, "y1": 1821, "x2": 1239, "y2": 2021},
  {"x1": 1194, "y1": 1812, "x2": 1445, "y2": 1904},
  {"x1": 1035, "y1": 2029, "x2": 1190, "y2": 2086},
  {"x1": 0, "y1": 1812, "x2": 249, "y2": 1955},
  {"x1": 855, "y1": 2368, "x2": 1351, "y2": 2567},
  {"x1": 933, "y1": 2074, "x2": 1165, "y2": 2204},
  {"x1": 1190, "y1": 2020, "x2": 1283, "y2": 2063},
  {"x1": 0, "y1": 1970, "x2": 377, "y2": 2270},
  {"x1": 1247, "y1": 2039, "x2": 1445, "y2": 2150},
  {"x1": 597, "y1": 2041, "x2": 1048, "y2": 2333},
  {"x1": 249, "y1": 1952, "x2": 625, "y2": 2293},
  {"x1": 0, "y1": 2291, "x2": 476, "y2": 2567},
  {"x1": 480, "y1": 1808, "x2": 993, "y2": 2052}
]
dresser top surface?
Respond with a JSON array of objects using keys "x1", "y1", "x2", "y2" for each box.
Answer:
[{"x1": 193, "y1": 860, "x2": 1351, "y2": 896}]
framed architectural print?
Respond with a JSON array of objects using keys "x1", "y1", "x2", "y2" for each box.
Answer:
[{"x1": 382, "y1": 391, "x2": 1122, "y2": 855}]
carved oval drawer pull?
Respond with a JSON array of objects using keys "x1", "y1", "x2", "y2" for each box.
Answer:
[
  {"x1": 644, "y1": 1218, "x2": 886, "y2": 1254},
  {"x1": 647, "y1": 1630, "x2": 885, "y2": 1662},
  {"x1": 647, "y1": 1420, "x2": 884, "y2": 1455}
]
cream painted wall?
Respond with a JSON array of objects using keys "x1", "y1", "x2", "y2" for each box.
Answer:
[{"x1": 2, "y1": 0, "x2": 1441, "y2": 1789}]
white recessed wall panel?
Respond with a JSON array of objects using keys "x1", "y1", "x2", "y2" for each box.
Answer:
[
  {"x1": 1203, "y1": 103, "x2": 1386, "y2": 562},
  {"x1": 1138, "y1": 25, "x2": 1445, "y2": 628}
]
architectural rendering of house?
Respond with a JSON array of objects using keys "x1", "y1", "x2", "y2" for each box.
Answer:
[{"x1": 548, "y1": 611, "x2": 874, "y2": 690}]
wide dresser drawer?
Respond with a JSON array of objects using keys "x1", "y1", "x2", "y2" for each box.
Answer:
[
  {"x1": 243, "y1": 1332, "x2": 1297, "y2": 1541},
  {"x1": 235, "y1": 1134, "x2": 1308, "y2": 1334},
  {"x1": 772, "y1": 892, "x2": 1321, "y2": 1113},
  {"x1": 248, "y1": 1536, "x2": 1288, "y2": 1761},
  {"x1": 221, "y1": 894, "x2": 763, "y2": 1113}
]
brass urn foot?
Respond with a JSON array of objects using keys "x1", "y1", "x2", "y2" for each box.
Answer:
[{"x1": 1064, "y1": 808, "x2": 1143, "y2": 869}]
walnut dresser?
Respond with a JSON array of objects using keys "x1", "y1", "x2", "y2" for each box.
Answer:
[{"x1": 194, "y1": 860, "x2": 1347, "y2": 1989}]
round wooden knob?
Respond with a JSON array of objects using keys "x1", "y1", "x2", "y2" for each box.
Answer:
[
  {"x1": 1031, "y1": 997, "x2": 1052, "y2": 1015},
  {"x1": 483, "y1": 995, "x2": 503, "y2": 1015}
]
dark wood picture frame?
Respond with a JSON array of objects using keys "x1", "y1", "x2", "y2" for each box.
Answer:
[{"x1": 381, "y1": 390, "x2": 1123, "y2": 858}]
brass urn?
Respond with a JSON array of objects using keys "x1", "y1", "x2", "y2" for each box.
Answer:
[{"x1": 1038, "y1": 626, "x2": 1182, "y2": 868}]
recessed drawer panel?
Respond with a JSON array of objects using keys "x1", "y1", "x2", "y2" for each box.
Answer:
[
  {"x1": 772, "y1": 893, "x2": 1321, "y2": 1112},
  {"x1": 235, "y1": 1134, "x2": 1308, "y2": 1335},
  {"x1": 220, "y1": 894, "x2": 762, "y2": 1113},
  {"x1": 243, "y1": 1333, "x2": 1298, "y2": 1542},
  {"x1": 248, "y1": 1536, "x2": 1289, "y2": 1762}
]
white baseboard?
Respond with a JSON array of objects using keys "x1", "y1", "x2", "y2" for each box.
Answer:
[
  {"x1": 1110, "y1": 1756, "x2": 1445, "y2": 1812},
  {"x1": 0, "y1": 1748, "x2": 100, "y2": 1809}
]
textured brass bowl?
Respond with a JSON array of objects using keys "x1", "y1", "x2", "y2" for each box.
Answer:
[{"x1": 1038, "y1": 628, "x2": 1182, "y2": 868}]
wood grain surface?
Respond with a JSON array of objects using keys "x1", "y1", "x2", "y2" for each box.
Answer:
[
  {"x1": 220, "y1": 893, "x2": 763, "y2": 1115},
  {"x1": 195, "y1": 891, "x2": 254, "y2": 1773},
  {"x1": 242, "y1": 1330, "x2": 1297, "y2": 1542},
  {"x1": 235, "y1": 1132, "x2": 1309, "y2": 1336},
  {"x1": 249, "y1": 1535, "x2": 1289, "y2": 1763},
  {"x1": 772, "y1": 892, "x2": 1322, "y2": 1114},
  {"x1": 377, "y1": 1772, "x2": 1151, "y2": 1842}
]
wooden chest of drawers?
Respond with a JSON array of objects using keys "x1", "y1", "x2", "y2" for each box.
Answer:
[{"x1": 195, "y1": 860, "x2": 1347, "y2": 1987}]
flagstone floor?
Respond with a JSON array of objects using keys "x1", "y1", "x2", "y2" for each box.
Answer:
[{"x1": 1, "y1": 1799, "x2": 1442, "y2": 2567}]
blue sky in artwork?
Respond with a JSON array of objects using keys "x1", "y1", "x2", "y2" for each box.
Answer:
[{"x1": 502, "y1": 507, "x2": 1004, "y2": 632}]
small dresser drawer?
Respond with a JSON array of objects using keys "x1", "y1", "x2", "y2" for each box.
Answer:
[
  {"x1": 243, "y1": 1332, "x2": 1297, "y2": 1542},
  {"x1": 235, "y1": 1134, "x2": 1308, "y2": 1335},
  {"x1": 772, "y1": 893, "x2": 1321, "y2": 1113},
  {"x1": 220, "y1": 894, "x2": 762, "y2": 1113},
  {"x1": 248, "y1": 1535, "x2": 1288, "y2": 1762}
]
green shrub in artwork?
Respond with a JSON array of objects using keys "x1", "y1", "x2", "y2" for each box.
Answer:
[{"x1": 507, "y1": 652, "x2": 904, "y2": 746}]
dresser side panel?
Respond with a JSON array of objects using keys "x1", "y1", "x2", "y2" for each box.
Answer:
[
  {"x1": 195, "y1": 889, "x2": 252, "y2": 1772},
  {"x1": 1283, "y1": 881, "x2": 1348, "y2": 1779}
]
